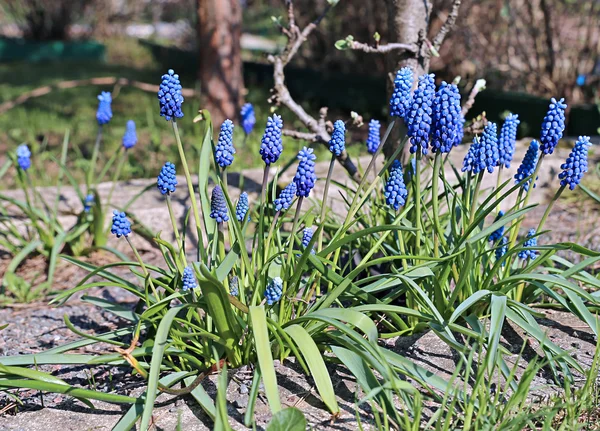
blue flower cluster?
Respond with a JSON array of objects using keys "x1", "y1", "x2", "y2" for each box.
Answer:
[
  {"x1": 539, "y1": 98, "x2": 566, "y2": 155},
  {"x1": 294, "y1": 147, "x2": 316, "y2": 198},
  {"x1": 461, "y1": 137, "x2": 483, "y2": 173},
  {"x1": 260, "y1": 114, "x2": 283, "y2": 165},
  {"x1": 230, "y1": 276, "x2": 239, "y2": 296},
  {"x1": 215, "y1": 119, "x2": 236, "y2": 168},
  {"x1": 158, "y1": 69, "x2": 184, "y2": 121},
  {"x1": 329, "y1": 120, "x2": 346, "y2": 156},
  {"x1": 366, "y1": 119, "x2": 380, "y2": 154},
  {"x1": 111, "y1": 210, "x2": 131, "y2": 238},
  {"x1": 274, "y1": 182, "x2": 297, "y2": 212},
  {"x1": 96, "y1": 91, "x2": 113, "y2": 125},
  {"x1": 84, "y1": 193, "x2": 94, "y2": 213},
  {"x1": 431, "y1": 82, "x2": 462, "y2": 153},
  {"x1": 240, "y1": 103, "x2": 256, "y2": 135},
  {"x1": 488, "y1": 210, "x2": 505, "y2": 242},
  {"x1": 518, "y1": 229, "x2": 538, "y2": 260},
  {"x1": 236, "y1": 192, "x2": 250, "y2": 221},
  {"x1": 265, "y1": 277, "x2": 283, "y2": 305},
  {"x1": 157, "y1": 162, "x2": 177, "y2": 195},
  {"x1": 514, "y1": 140, "x2": 539, "y2": 191},
  {"x1": 480, "y1": 122, "x2": 499, "y2": 173},
  {"x1": 406, "y1": 74, "x2": 436, "y2": 155},
  {"x1": 122, "y1": 120, "x2": 137, "y2": 149},
  {"x1": 389, "y1": 67, "x2": 414, "y2": 119},
  {"x1": 16, "y1": 144, "x2": 31, "y2": 171},
  {"x1": 495, "y1": 236, "x2": 508, "y2": 263},
  {"x1": 301, "y1": 227, "x2": 315, "y2": 255},
  {"x1": 558, "y1": 136, "x2": 591, "y2": 190},
  {"x1": 210, "y1": 186, "x2": 229, "y2": 223},
  {"x1": 182, "y1": 266, "x2": 197, "y2": 291},
  {"x1": 384, "y1": 160, "x2": 408, "y2": 211},
  {"x1": 498, "y1": 114, "x2": 520, "y2": 168}
]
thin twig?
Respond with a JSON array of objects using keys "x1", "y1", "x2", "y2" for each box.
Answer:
[
  {"x1": 431, "y1": 0, "x2": 462, "y2": 51},
  {"x1": 347, "y1": 40, "x2": 418, "y2": 54}
]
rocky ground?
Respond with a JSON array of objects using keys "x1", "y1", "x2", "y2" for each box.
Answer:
[{"x1": 1, "y1": 140, "x2": 599, "y2": 430}]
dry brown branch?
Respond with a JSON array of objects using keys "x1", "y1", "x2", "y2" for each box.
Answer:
[
  {"x1": 431, "y1": 0, "x2": 462, "y2": 50},
  {"x1": 347, "y1": 40, "x2": 417, "y2": 54},
  {"x1": 0, "y1": 77, "x2": 195, "y2": 115},
  {"x1": 282, "y1": 129, "x2": 318, "y2": 141},
  {"x1": 461, "y1": 79, "x2": 486, "y2": 117}
]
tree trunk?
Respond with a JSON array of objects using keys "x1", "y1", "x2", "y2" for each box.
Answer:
[
  {"x1": 197, "y1": 0, "x2": 243, "y2": 127},
  {"x1": 383, "y1": 0, "x2": 431, "y2": 159}
]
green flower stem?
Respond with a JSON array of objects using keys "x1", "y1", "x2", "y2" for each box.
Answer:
[
  {"x1": 468, "y1": 171, "x2": 484, "y2": 225},
  {"x1": 166, "y1": 195, "x2": 185, "y2": 266},
  {"x1": 281, "y1": 196, "x2": 304, "y2": 318},
  {"x1": 171, "y1": 120, "x2": 206, "y2": 262},
  {"x1": 258, "y1": 165, "x2": 270, "y2": 267},
  {"x1": 265, "y1": 211, "x2": 281, "y2": 253},
  {"x1": 125, "y1": 236, "x2": 158, "y2": 299},
  {"x1": 106, "y1": 147, "x2": 126, "y2": 209},
  {"x1": 537, "y1": 185, "x2": 565, "y2": 233},
  {"x1": 414, "y1": 152, "x2": 422, "y2": 258},
  {"x1": 87, "y1": 125, "x2": 103, "y2": 190},
  {"x1": 431, "y1": 152, "x2": 445, "y2": 257},
  {"x1": 318, "y1": 154, "x2": 336, "y2": 252}
]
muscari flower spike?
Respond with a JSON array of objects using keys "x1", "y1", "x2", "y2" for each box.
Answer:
[
  {"x1": 294, "y1": 147, "x2": 316, "y2": 198},
  {"x1": 539, "y1": 98, "x2": 567, "y2": 155},
  {"x1": 96, "y1": 91, "x2": 113, "y2": 125},
  {"x1": 157, "y1": 162, "x2": 177, "y2": 195},
  {"x1": 329, "y1": 120, "x2": 346, "y2": 156},
  {"x1": 461, "y1": 136, "x2": 484, "y2": 173},
  {"x1": 406, "y1": 73, "x2": 436, "y2": 155},
  {"x1": 274, "y1": 182, "x2": 297, "y2": 212},
  {"x1": 182, "y1": 266, "x2": 197, "y2": 291},
  {"x1": 366, "y1": 119, "x2": 380, "y2": 154},
  {"x1": 122, "y1": 120, "x2": 137, "y2": 149},
  {"x1": 265, "y1": 277, "x2": 283, "y2": 305},
  {"x1": 518, "y1": 229, "x2": 538, "y2": 260},
  {"x1": 498, "y1": 114, "x2": 520, "y2": 168},
  {"x1": 454, "y1": 115, "x2": 465, "y2": 147},
  {"x1": 558, "y1": 136, "x2": 591, "y2": 190},
  {"x1": 16, "y1": 144, "x2": 31, "y2": 171},
  {"x1": 389, "y1": 67, "x2": 414, "y2": 119},
  {"x1": 111, "y1": 210, "x2": 131, "y2": 238},
  {"x1": 210, "y1": 185, "x2": 229, "y2": 223},
  {"x1": 431, "y1": 82, "x2": 462, "y2": 154},
  {"x1": 495, "y1": 236, "x2": 508, "y2": 264},
  {"x1": 488, "y1": 210, "x2": 505, "y2": 242},
  {"x1": 301, "y1": 227, "x2": 316, "y2": 255},
  {"x1": 240, "y1": 103, "x2": 256, "y2": 135},
  {"x1": 158, "y1": 69, "x2": 184, "y2": 121},
  {"x1": 215, "y1": 119, "x2": 235, "y2": 168},
  {"x1": 84, "y1": 193, "x2": 94, "y2": 213},
  {"x1": 236, "y1": 192, "x2": 250, "y2": 222},
  {"x1": 480, "y1": 122, "x2": 499, "y2": 173},
  {"x1": 514, "y1": 140, "x2": 539, "y2": 191},
  {"x1": 229, "y1": 276, "x2": 239, "y2": 296},
  {"x1": 384, "y1": 160, "x2": 408, "y2": 211},
  {"x1": 260, "y1": 114, "x2": 283, "y2": 165}
]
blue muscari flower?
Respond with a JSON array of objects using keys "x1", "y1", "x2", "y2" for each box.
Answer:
[
  {"x1": 389, "y1": 67, "x2": 414, "y2": 119},
  {"x1": 558, "y1": 136, "x2": 591, "y2": 190},
  {"x1": 240, "y1": 103, "x2": 256, "y2": 135},
  {"x1": 265, "y1": 277, "x2": 283, "y2": 305},
  {"x1": 301, "y1": 227, "x2": 315, "y2": 255},
  {"x1": 366, "y1": 119, "x2": 380, "y2": 154},
  {"x1": 215, "y1": 119, "x2": 236, "y2": 168},
  {"x1": 236, "y1": 192, "x2": 250, "y2": 221},
  {"x1": 329, "y1": 120, "x2": 346, "y2": 156},
  {"x1": 84, "y1": 194, "x2": 94, "y2": 213},
  {"x1": 576, "y1": 75, "x2": 586, "y2": 86},
  {"x1": 495, "y1": 236, "x2": 508, "y2": 264},
  {"x1": 461, "y1": 136, "x2": 484, "y2": 173},
  {"x1": 111, "y1": 210, "x2": 131, "y2": 238},
  {"x1": 480, "y1": 122, "x2": 499, "y2": 173},
  {"x1": 182, "y1": 266, "x2": 197, "y2": 291},
  {"x1": 539, "y1": 97, "x2": 566, "y2": 155},
  {"x1": 514, "y1": 140, "x2": 539, "y2": 191},
  {"x1": 157, "y1": 162, "x2": 177, "y2": 195},
  {"x1": 260, "y1": 114, "x2": 283, "y2": 165},
  {"x1": 122, "y1": 120, "x2": 137, "y2": 149},
  {"x1": 230, "y1": 276, "x2": 239, "y2": 296},
  {"x1": 431, "y1": 82, "x2": 462, "y2": 153},
  {"x1": 488, "y1": 210, "x2": 505, "y2": 242},
  {"x1": 96, "y1": 91, "x2": 113, "y2": 125},
  {"x1": 498, "y1": 114, "x2": 520, "y2": 168},
  {"x1": 210, "y1": 185, "x2": 229, "y2": 223},
  {"x1": 158, "y1": 69, "x2": 184, "y2": 121},
  {"x1": 16, "y1": 144, "x2": 31, "y2": 171},
  {"x1": 454, "y1": 115, "x2": 465, "y2": 147},
  {"x1": 384, "y1": 160, "x2": 408, "y2": 211},
  {"x1": 406, "y1": 73, "x2": 436, "y2": 155},
  {"x1": 274, "y1": 182, "x2": 297, "y2": 212},
  {"x1": 294, "y1": 147, "x2": 316, "y2": 198},
  {"x1": 518, "y1": 229, "x2": 538, "y2": 260}
]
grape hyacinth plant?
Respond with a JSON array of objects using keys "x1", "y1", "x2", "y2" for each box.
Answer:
[
  {"x1": 406, "y1": 73, "x2": 436, "y2": 155},
  {"x1": 182, "y1": 266, "x2": 198, "y2": 291},
  {"x1": 122, "y1": 120, "x2": 138, "y2": 149},
  {"x1": 384, "y1": 160, "x2": 408, "y2": 211},
  {"x1": 96, "y1": 91, "x2": 113, "y2": 125},
  {"x1": 16, "y1": 144, "x2": 31, "y2": 171},
  {"x1": 210, "y1": 186, "x2": 229, "y2": 223},
  {"x1": 431, "y1": 82, "x2": 462, "y2": 154},
  {"x1": 366, "y1": 119, "x2": 381, "y2": 154},
  {"x1": 539, "y1": 97, "x2": 567, "y2": 155},
  {"x1": 273, "y1": 182, "x2": 297, "y2": 212},
  {"x1": 498, "y1": 114, "x2": 520, "y2": 168},
  {"x1": 236, "y1": 192, "x2": 250, "y2": 222},
  {"x1": 328, "y1": 120, "x2": 346, "y2": 156},
  {"x1": 158, "y1": 69, "x2": 184, "y2": 121},
  {"x1": 265, "y1": 277, "x2": 283, "y2": 305},
  {"x1": 488, "y1": 211, "x2": 505, "y2": 242},
  {"x1": 215, "y1": 119, "x2": 236, "y2": 168},
  {"x1": 110, "y1": 210, "x2": 131, "y2": 238},
  {"x1": 240, "y1": 103, "x2": 256, "y2": 135},
  {"x1": 558, "y1": 136, "x2": 591, "y2": 190},
  {"x1": 301, "y1": 226, "x2": 316, "y2": 255},
  {"x1": 389, "y1": 67, "x2": 414, "y2": 119},
  {"x1": 157, "y1": 162, "x2": 177, "y2": 195},
  {"x1": 514, "y1": 140, "x2": 540, "y2": 191},
  {"x1": 518, "y1": 229, "x2": 538, "y2": 260}
]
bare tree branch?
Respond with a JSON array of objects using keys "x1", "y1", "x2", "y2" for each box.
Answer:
[
  {"x1": 461, "y1": 79, "x2": 486, "y2": 117},
  {"x1": 347, "y1": 40, "x2": 418, "y2": 54},
  {"x1": 282, "y1": 129, "x2": 318, "y2": 141},
  {"x1": 431, "y1": 0, "x2": 462, "y2": 50}
]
